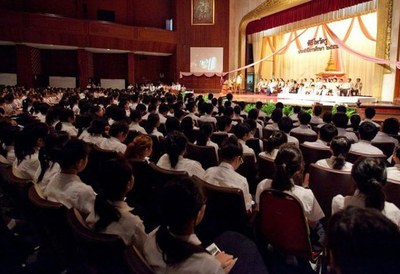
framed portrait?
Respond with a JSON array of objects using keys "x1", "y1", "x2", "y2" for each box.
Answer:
[{"x1": 191, "y1": 0, "x2": 215, "y2": 25}]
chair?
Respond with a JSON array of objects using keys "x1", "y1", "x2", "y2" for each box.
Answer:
[
  {"x1": 308, "y1": 163, "x2": 356, "y2": 218},
  {"x1": 192, "y1": 176, "x2": 250, "y2": 245},
  {"x1": 346, "y1": 151, "x2": 387, "y2": 164},
  {"x1": 210, "y1": 132, "x2": 228, "y2": 147},
  {"x1": 257, "y1": 189, "x2": 314, "y2": 261},
  {"x1": 258, "y1": 154, "x2": 275, "y2": 180},
  {"x1": 66, "y1": 208, "x2": 128, "y2": 274},
  {"x1": 1, "y1": 164, "x2": 32, "y2": 209},
  {"x1": 246, "y1": 138, "x2": 262, "y2": 156},
  {"x1": 383, "y1": 179, "x2": 400, "y2": 209},
  {"x1": 300, "y1": 144, "x2": 332, "y2": 171},
  {"x1": 371, "y1": 142, "x2": 396, "y2": 159},
  {"x1": 124, "y1": 245, "x2": 154, "y2": 274},
  {"x1": 262, "y1": 128, "x2": 275, "y2": 139},
  {"x1": 185, "y1": 143, "x2": 218, "y2": 169},
  {"x1": 236, "y1": 154, "x2": 258, "y2": 194},
  {"x1": 149, "y1": 135, "x2": 165, "y2": 163},
  {"x1": 290, "y1": 132, "x2": 318, "y2": 144}
]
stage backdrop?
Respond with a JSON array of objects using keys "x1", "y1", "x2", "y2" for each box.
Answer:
[{"x1": 253, "y1": 12, "x2": 376, "y2": 95}]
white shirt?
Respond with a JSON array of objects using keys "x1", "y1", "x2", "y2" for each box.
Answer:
[
  {"x1": 310, "y1": 116, "x2": 323, "y2": 124},
  {"x1": 372, "y1": 131, "x2": 399, "y2": 146},
  {"x1": 238, "y1": 139, "x2": 256, "y2": 160},
  {"x1": 290, "y1": 125, "x2": 317, "y2": 136},
  {"x1": 265, "y1": 123, "x2": 279, "y2": 131},
  {"x1": 387, "y1": 164, "x2": 400, "y2": 183},
  {"x1": 185, "y1": 113, "x2": 200, "y2": 123},
  {"x1": 129, "y1": 122, "x2": 147, "y2": 134},
  {"x1": 44, "y1": 173, "x2": 96, "y2": 214},
  {"x1": 360, "y1": 119, "x2": 381, "y2": 129},
  {"x1": 199, "y1": 114, "x2": 217, "y2": 125},
  {"x1": 332, "y1": 190, "x2": 400, "y2": 227},
  {"x1": 99, "y1": 137, "x2": 127, "y2": 154},
  {"x1": 204, "y1": 162, "x2": 253, "y2": 210},
  {"x1": 316, "y1": 157, "x2": 353, "y2": 172},
  {"x1": 86, "y1": 201, "x2": 147, "y2": 252},
  {"x1": 144, "y1": 228, "x2": 224, "y2": 274},
  {"x1": 149, "y1": 129, "x2": 164, "y2": 138},
  {"x1": 82, "y1": 134, "x2": 107, "y2": 147},
  {"x1": 286, "y1": 133, "x2": 299, "y2": 147},
  {"x1": 34, "y1": 161, "x2": 61, "y2": 193},
  {"x1": 259, "y1": 149, "x2": 278, "y2": 160},
  {"x1": 350, "y1": 140, "x2": 383, "y2": 155},
  {"x1": 303, "y1": 139, "x2": 330, "y2": 149},
  {"x1": 12, "y1": 150, "x2": 40, "y2": 180},
  {"x1": 157, "y1": 154, "x2": 205, "y2": 178},
  {"x1": 337, "y1": 128, "x2": 359, "y2": 143},
  {"x1": 256, "y1": 179, "x2": 324, "y2": 222},
  {"x1": 60, "y1": 122, "x2": 78, "y2": 137}
]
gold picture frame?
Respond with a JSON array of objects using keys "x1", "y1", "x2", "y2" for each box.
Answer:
[{"x1": 192, "y1": 0, "x2": 215, "y2": 25}]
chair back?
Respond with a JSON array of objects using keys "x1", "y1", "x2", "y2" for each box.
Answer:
[
  {"x1": 193, "y1": 176, "x2": 249, "y2": 245},
  {"x1": 198, "y1": 120, "x2": 216, "y2": 131},
  {"x1": 371, "y1": 142, "x2": 395, "y2": 159},
  {"x1": 210, "y1": 133, "x2": 228, "y2": 147},
  {"x1": 300, "y1": 144, "x2": 332, "y2": 171},
  {"x1": 246, "y1": 138, "x2": 262, "y2": 156},
  {"x1": 1, "y1": 164, "x2": 32, "y2": 208},
  {"x1": 262, "y1": 128, "x2": 275, "y2": 139},
  {"x1": 290, "y1": 132, "x2": 318, "y2": 144},
  {"x1": 384, "y1": 179, "x2": 400, "y2": 209},
  {"x1": 185, "y1": 143, "x2": 218, "y2": 169},
  {"x1": 346, "y1": 151, "x2": 386, "y2": 164},
  {"x1": 257, "y1": 189, "x2": 312, "y2": 260},
  {"x1": 258, "y1": 154, "x2": 275, "y2": 180},
  {"x1": 124, "y1": 245, "x2": 154, "y2": 274},
  {"x1": 308, "y1": 163, "x2": 355, "y2": 218},
  {"x1": 236, "y1": 154, "x2": 257, "y2": 194},
  {"x1": 66, "y1": 208, "x2": 127, "y2": 273}
]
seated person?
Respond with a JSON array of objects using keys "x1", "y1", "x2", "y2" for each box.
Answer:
[
  {"x1": 125, "y1": 134, "x2": 153, "y2": 161},
  {"x1": 129, "y1": 110, "x2": 146, "y2": 134},
  {"x1": 387, "y1": 146, "x2": 400, "y2": 182},
  {"x1": 44, "y1": 139, "x2": 96, "y2": 214},
  {"x1": 181, "y1": 116, "x2": 197, "y2": 143},
  {"x1": 255, "y1": 101, "x2": 267, "y2": 120},
  {"x1": 13, "y1": 122, "x2": 48, "y2": 180},
  {"x1": 99, "y1": 122, "x2": 128, "y2": 154},
  {"x1": 332, "y1": 112, "x2": 359, "y2": 143},
  {"x1": 303, "y1": 124, "x2": 338, "y2": 149},
  {"x1": 157, "y1": 131, "x2": 205, "y2": 177},
  {"x1": 195, "y1": 123, "x2": 219, "y2": 160},
  {"x1": 247, "y1": 109, "x2": 263, "y2": 138},
  {"x1": 204, "y1": 136, "x2": 253, "y2": 211},
  {"x1": 348, "y1": 114, "x2": 361, "y2": 132},
  {"x1": 199, "y1": 103, "x2": 217, "y2": 125},
  {"x1": 332, "y1": 158, "x2": 400, "y2": 226},
  {"x1": 328, "y1": 207, "x2": 400, "y2": 274},
  {"x1": 259, "y1": 130, "x2": 287, "y2": 160},
  {"x1": 81, "y1": 119, "x2": 107, "y2": 147},
  {"x1": 165, "y1": 117, "x2": 181, "y2": 135},
  {"x1": 350, "y1": 122, "x2": 383, "y2": 155},
  {"x1": 185, "y1": 101, "x2": 200, "y2": 125},
  {"x1": 278, "y1": 117, "x2": 299, "y2": 147},
  {"x1": 310, "y1": 105, "x2": 323, "y2": 124},
  {"x1": 290, "y1": 111, "x2": 317, "y2": 136},
  {"x1": 316, "y1": 136, "x2": 353, "y2": 172},
  {"x1": 360, "y1": 107, "x2": 381, "y2": 129},
  {"x1": 144, "y1": 113, "x2": 164, "y2": 138},
  {"x1": 316, "y1": 111, "x2": 333, "y2": 129},
  {"x1": 215, "y1": 115, "x2": 233, "y2": 135},
  {"x1": 265, "y1": 109, "x2": 282, "y2": 131},
  {"x1": 372, "y1": 117, "x2": 399, "y2": 146},
  {"x1": 289, "y1": 105, "x2": 301, "y2": 125},
  {"x1": 55, "y1": 108, "x2": 78, "y2": 137},
  {"x1": 0, "y1": 123, "x2": 19, "y2": 164},
  {"x1": 233, "y1": 123, "x2": 256, "y2": 160},
  {"x1": 86, "y1": 159, "x2": 148, "y2": 252}
]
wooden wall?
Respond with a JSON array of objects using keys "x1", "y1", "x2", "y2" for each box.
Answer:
[
  {"x1": 41, "y1": 50, "x2": 78, "y2": 77},
  {"x1": 93, "y1": 53, "x2": 128, "y2": 80},
  {"x1": 0, "y1": 46, "x2": 16, "y2": 73}
]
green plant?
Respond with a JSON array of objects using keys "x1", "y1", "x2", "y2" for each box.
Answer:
[
  {"x1": 244, "y1": 103, "x2": 256, "y2": 113},
  {"x1": 261, "y1": 102, "x2": 276, "y2": 115},
  {"x1": 332, "y1": 105, "x2": 357, "y2": 118},
  {"x1": 283, "y1": 105, "x2": 293, "y2": 116}
]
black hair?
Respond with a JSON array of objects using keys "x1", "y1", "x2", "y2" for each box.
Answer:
[
  {"x1": 186, "y1": 102, "x2": 196, "y2": 113},
  {"x1": 226, "y1": 93, "x2": 233, "y2": 101},
  {"x1": 223, "y1": 100, "x2": 232, "y2": 108},
  {"x1": 382, "y1": 118, "x2": 399, "y2": 135},
  {"x1": 298, "y1": 111, "x2": 311, "y2": 125},
  {"x1": 333, "y1": 112, "x2": 349, "y2": 128},
  {"x1": 351, "y1": 158, "x2": 387, "y2": 211},
  {"x1": 247, "y1": 109, "x2": 259, "y2": 120},
  {"x1": 243, "y1": 119, "x2": 256, "y2": 133},
  {"x1": 220, "y1": 135, "x2": 243, "y2": 161},
  {"x1": 271, "y1": 144, "x2": 303, "y2": 191},
  {"x1": 159, "y1": 103, "x2": 169, "y2": 114},
  {"x1": 350, "y1": 114, "x2": 361, "y2": 131},
  {"x1": 330, "y1": 136, "x2": 351, "y2": 170},
  {"x1": 135, "y1": 103, "x2": 147, "y2": 114},
  {"x1": 313, "y1": 105, "x2": 322, "y2": 116},
  {"x1": 109, "y1": 122, "x2": 129, "y2": 138},
  {"x1": 234, "y1": 105, "x2": 241, "y2": 115},
  {"x1": 319, "y1": 124, "x2": 338, "y2": 143},
  {"x1": 336, "y1": 105, "x2": 347, "y2": 113},
  {"x1": 94, "y1": 158, "x2": 133, "y2": 232},
  {"x1": 293, "y1": 106, "x2": 301, "y2": 114},
  {"x1": 87, "y1": 119, "x2": 106, "y2": 135},
  {"x1": 55, "y1": 139, "x2": 89, "y2": 170},
  {"x1": 165, "y1": 117, "x2": 180, "y2": 134},
  {"x1": 358, "y1": 121, "x2": 378, "y2": 141},
  {"x1": 278, "y1": 117, "x2": 293, "y2": 133},
  {"x1": 365, "y1": 107, "x2": 376, "y2": 119},
  {"x1": 224, "y1": 106, "x2": 234, "y2": 118},
  {"x1": 197, "y1": 123, "x2": 213, "y2": 146},
  {"x1": 265, "y1": 130, "x2": 288, "y2": 153},
  {"x1": 322, "y1": 111, "x2": 333, "y2": 124},
  {"x1": 201, "y1": 103, "x2": 213, "y2": 115},
  {"x1": 145, "y1": 113, "x2": 160, "y2": 135},
  {"x1": 15, "y1": 122, "x2": 48, "y2": 164},
  {"x1": 55, "y1": 108, "x2": 75, "y2": 131},
  {"x1": 275, "y1": 102, "x2": 284, "y2": 110},
  {"x1": 216, "y1": 115, "x2": 232, "y2": 132},
  {"x1": 129, "y1": 110, "x2": 142, "y2": 123},
  {"x1": 271, "y1": 108, "x2": 283, "y2": 123},
  {"x1": 165, "y1": 132, "x2": 188, "y2": 168},
  {"x1": 256, "y1": 101, "x2": 263, "y2": 109},
  {"x1": 328, "y1": 206, "x2": 400, "y2": 274},
  {"x1": 233, "y1": 123, "x2": 250, "y2": 139}
]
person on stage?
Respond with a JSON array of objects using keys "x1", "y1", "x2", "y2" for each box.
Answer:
[
  {"x1": 353, "y1": 78, "x2": 363, "y2": 96},
  {"x1": 340, "y1": 78, "x2": 354, "y2": 96},
  {"x1": 235, "y1": 73, "x2": 243, "y2": 93}
]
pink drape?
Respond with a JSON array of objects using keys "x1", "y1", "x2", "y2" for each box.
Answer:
[{"x1": 357, "y1": 15, "x2": 376, "y2": 41}]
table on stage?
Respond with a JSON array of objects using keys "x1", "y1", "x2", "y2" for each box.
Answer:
[{"x1": 277, "y1": 93, "x2": 376, "y2": 106}]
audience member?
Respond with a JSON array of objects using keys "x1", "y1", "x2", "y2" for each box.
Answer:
[
  {"x1": 372, "y1": 117, "x2": 399, "y2": 146},
  {"x1": 278, "y1": 117, "x2": 299, "y2": 147},
  {"x1": 332, "y1": 112, "x2": 359, "y2": 143},
  {"x1": 125, "y1": 134, "x2": 152, "y2": 161},
  {"x1": 310, "y1": 105, "x2": 323, "y2": 124},
  {"x1": 265, "y1": 108, "x2": 282, "y2": 131},
  {"x1": 99, "y1": 122, "x2": 128, "y2": 154},
  {"x1": 303, "y1": 123, "x2": 337, "y2": 149},
  {"x1": 129, "y1": 110, "x2": 146, "y2": 134},
  {"x1": 259, "y1": 130, "x2": 287, "y2": 160},
  {"x1": 316, "y1": 136, "x2": 352, "y2": 172},
  {"x1": 290, "y1": 111, "x2": 317, "y2": 136},
  {"x1": 387, "y1": 145, "x2": 400, "y2": 182},
  {"x1": 350, "y1": 121, "x2": 383, "y2": 155},
  {"x1": 361, "y1": 107, "x2": 380, "y2": 128}
]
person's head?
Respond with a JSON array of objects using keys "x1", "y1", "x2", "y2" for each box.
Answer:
[
  {"x1": 202, "y1": 103, "x2": 214, "y2": 115},
  {"x1": 125, "y1": 134, "x2": 153, "y2": 160},
  {"x1": 234, "y1": 105, "x2": 241, "y2": 115},
  {"x1": 145, "y1": 113, "x2": 160, "y2": 134},
  {"x1": 322, "y1": 111, "x2": 332, "y2": 124},
  {"x1": 365, "y1": 107, "x2": 376, "y2": 119},
  {"x1": 247, "y1": 109, "x2": 259, "y2": 120},
  {"x1": 180, "y1": 116, "x2": 194, "y2": 132},
  {"x1": 298, "y1": 111, "x2": 311, "y2": 125},
  {"x1": 330, "y1": 136, "x2": 351, "y2": 170},
  {"x1": 197, "y1": 123, "x2": 214, "y2": 146},
  {"x1": 328, "y1": 206, "x2": 400, "y2": 274},
  {"x1": 382, "y1": 118, "x2": 399, "y2": 135},
  {"x1": 87, "y1": 119, "x2": 106, "y2": 136},
  {"x1": 159, "y1": 104, "x2": 169, "y2": 116},
  {"x1": 293, "y1": 106, "x2": 301, "y2": 114},
  {"x1": 313, "y1": 105, "x2": 322, "y2": 117},
  {"x1": 223, "y1": 106, "x2": 234, "y2": 118},
  {"x1": 226, "y1": 93, "x2": 233, "y2": 101},
  {"x1": 271, "y1": 144, "x2": 303, "y2": 191},
  {"x1": 186, "y1": 101, "x2": 196, "y2": 113},
  {"x1": 336, "y1": 105, "x2": 347, "y2": 113},
  {"x1": 255, "y1": 101, "x2": 263, "y2": 110},
  {"x1": 243, "y1": 119, "x2": 257, "y2": 135},
  {"x1": 15, "y1": 122, "x2": 49, "y2": 163},
  {"x1": 233, "y1": 123, "x2": 251, "y2": 141},
  {"x1": 56, "y1": 139, "x2": 89, "y2": 173},
  {"x1": 352, "y1": 158, "x2": 387, "y2": 211},
  {"x1": 165, "y1": 117, "x2": 180, "y2": 134},
  {"x1": 358, "y1": 121, "x2": 378, "y2": 141},
  {"x1": 275, "y1": 102, "x2": 284, "y2": 110},
  {"x1": 350, "y1": 114, "x2": 361, "y2": 131},
  {"x1": 109, "y1": 122, "x2": 129, "y2": 142},
  {"x1": 271, "y1": 108, "x2": 283, "y2": 123},
  {"x1": 165, "y1": 132, "x2": 188, "y2": 168},
  {"x1": 216, "y1": 115, "x2": 232, "y2": 132},
  {"x1": 278, "y1": 117, "x2": 293, "y2": 133},
  {"x1": 130, "y1": 109, "x2": 142, "y2": 123},
  {"x1": 319, "y1": 124, "x2": 338, "y2": 143},
  {"x1": 265, "y1": 130, "x2": 287, "y2": 153},
  {"x1": 156, "y1": 177, "x2": 206, "y2": 265},
  {"x1": 220, "y1": 135, "x2": 243, "y2": 170},
  {"x1": 94, "y1": 158, "x2": 134, "y2": 231},
  {"x1": 332, "y1": 112, "x2": 349, "y2": 128}
]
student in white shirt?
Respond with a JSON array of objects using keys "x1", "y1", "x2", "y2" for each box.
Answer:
[
  {"x1": 332, "y1": 158, "x2": 400, "y2": 227},
  {"x1": 350, "y1": 122, "x2": 383, "y2": 155},
  {"x1": 144, "y1": 113, "x2": 164, "y2": 138},
  {"x1": 44, "y1": 139, "x2": 96, "y2": 214},
  {"x1": 99, "y1": 122, "x2": 128, "y2": 154},
  {"x1": 13, "y1": 122, "x2": 48, "y2": 180},
  {"x1": 234, "y1": 123, "x2": 256, "y2": 160},
  {"x1": 86, "y1": 158, "x2": 148, "y2": 252},
  {"x1": 360, "y1": 107, "x2": 381, "y2": 129},
  {"x1": 316, "y1": 136, "x2": 353, "y2": 172},
  {"x1": 265, "y1": 108, "x2": 282, "y2": 131},
  {"x1": 199, "y1": 103, "x2": 217, "y2": 125},
  {"x1": 195, "y1": 123, "x2": 219, "y2": 161},
  {"x1": 387, "y1": 146, "x2": 400, "y2": 182},
  {"x1": 372, "y1": 118, "x2": 399, "y2": 146},
  {"x1": 303, "y1": 124, "x2": 338, "y2": 149},
  {"x1": 157, "y1": 132, "x2": 205, "y2": 177},
  {"x1": 333, "y1": 112, "x2": 359, "y2": 143},
  {"x1": 290, "y1": 111, "x2": 317, "y2": 136},
  {"x1": 310, "y1": 105, "x2": 323, "y2": 124},
  {"x1": 0, "y1": 123, "x2": 19, "y2": 165},
  {"x1": 143, "y1": 178, "x2": 235, "y2": 274},
  {"x1": 247, "y1": 109, "x2": 263, "y2": 138},
  {"x1": 129, "y1": 110, "x2": 146, "y2": 134},
  {"x1": 185, "y1": 101, "x2": 200, "y2": 126},
  {"x1": 55, "y1": 108, "x2": 78, "y2": 137},
  {"x1": 278, "y1": 117, "x2": 299, "y2": 147},
  {"x1": 259, "y1": 130, "x2": 287, "y2": 160}
]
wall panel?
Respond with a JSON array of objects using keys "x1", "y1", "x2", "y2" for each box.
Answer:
[{"x1": 93, "y1": 53, "x2": 128, "y2": 80}]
